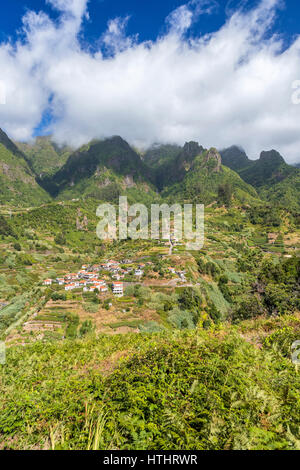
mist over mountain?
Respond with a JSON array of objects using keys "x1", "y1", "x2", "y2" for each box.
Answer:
[
  {"x1": 0, "y1": 126, "x2": 298, "y2": 211},
  {"x1": 219, "y1": 146, "x2": 253, "y2": 172}
]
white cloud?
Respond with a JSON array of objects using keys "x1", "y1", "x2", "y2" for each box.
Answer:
[
  {"x1": 101, "y1": 16, "x2": 137, "y2": 55},
  {"x1": 46, "y1": 0, "x2": 89, "y2": 20},
  {"x1": 166, "y1": 0, "x2": 218, "y2": 36},
  {"x1": 0, "y1": 0, "x2": 300, "y2": 162}
]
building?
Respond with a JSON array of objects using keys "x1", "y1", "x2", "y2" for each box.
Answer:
[
  {"x1": 77, "y1": 270, "x2": 86, "y2": 278},
  {"x1": 87, "y1": 277, "x2": 100, "y2": 285},
  {"x1": 56, "y1": 278, "x2": 65, "y2": 285},
  {"x1": 112, "y1": 282, "x2": 123, "y2": 296},
  {"x1": 83, "y1": 272, "x2": 96, "y2": 280},
  {"x1": 65, "y1": 283, "x2": 75, "y2": 291},
  {"x1": 135, "y1": 269, "x2": 143, "y2": 277},
  {"x1": 92, "y1": 265, "x2": 101, "y2": 272},
  {"x1": 89, "y1": 285, "x2": 99, "y2": 292},
  {"x1": 43, "y1": 279, "x2": 52, "y2": 286}
]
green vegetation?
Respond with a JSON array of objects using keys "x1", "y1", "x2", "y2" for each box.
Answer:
[
  {"x1": 17, "y1": 136, "x2": 72, "y2": 178},
  {"x1": 221, "y1": 146, "x2": 300, "y2": 210},
  {"x1": 0, "y1": 129, "x2": 299, "y2": 450},
  {"x1": 0, "y1": 323, "x2": 299, "y2": 450}
]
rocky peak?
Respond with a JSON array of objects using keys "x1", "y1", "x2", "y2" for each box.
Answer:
[
  {"x1": 182, "y1": 141, "x2": 203, "y2": 158},
  {"x1": 204, "y1": 148, "x2": 222, "y2": 172},
  {"x1": 219, "y1": 145, "x2": 251, "y2": 171},
  {"x1": 259, "y1": 150, "x2": 285, "y2": 166}
]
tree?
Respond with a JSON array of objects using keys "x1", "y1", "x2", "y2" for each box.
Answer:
[
  {"x1": 54, "y1": 232, "x2": 66, "y2": 245},
  {"x1": 178, "y1": 288, "x2": 202, "y2": 326},
  {"x1": 0, "y1": 215, "x2": 17, "y2": 238},
  {"x1": 218, "y1": 183, "x2": 232, "y2": 207},
  {"x1": 231, "y1": 296, "x2": 265, "y2": 322}
]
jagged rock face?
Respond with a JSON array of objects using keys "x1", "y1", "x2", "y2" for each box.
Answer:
[
  {"x1": 76, "y1": 208, "x2": 89, "y2": 230},
  {"x1": 203, "y1": 148, "x2": 222, "y2": 173},
  {"x1": 182, "y1": 141, "x2": 203, "y2": 158},
  {"x1": 179, "y1": 142, "x2": 204, "y2": 171},
  {"x1": 123, "y1": 175, "x2": 135, "y2": 188}
]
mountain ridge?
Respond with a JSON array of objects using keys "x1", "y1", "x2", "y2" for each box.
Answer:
[{"x1": 0, "y1": 127, "x2": 299, "y2": 210}]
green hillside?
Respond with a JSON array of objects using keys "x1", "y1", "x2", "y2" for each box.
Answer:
[
  {"x1": 41, "y1": 136, "x2": 157, "y2": 202},
  {"x1": 16, "y1": 136, "x2": 72, "y2": 178},
  {"x1": 0, "y1": 129, "x2": 51, "y2": 207},
  {"x1": 152, "y1": 141, "x2": 205, "y2": 191},
  {"x1": 238, "y1": 150, "x2": 295, "y2": 187},
  {"x1": 163, "y1": 148, "x2": 260, "y2": 205},
  {"x1": 259, "y1": 171, "x2": 300, "y2": 212},
  {"x1": 143, "y1": 143, "x2": 182, "y2": 169},
  {"x1": 220, "y1": 147, "x2": 300, "y2": 210}
]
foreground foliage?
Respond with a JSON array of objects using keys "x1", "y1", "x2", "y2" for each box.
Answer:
[{"x1": 0, "y1": 321, "x2": 299, "y2": 450}]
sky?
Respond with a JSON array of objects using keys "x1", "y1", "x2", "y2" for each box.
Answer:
[{"x1": 0, "y1": 0, "x2": 300, "y2": 162}]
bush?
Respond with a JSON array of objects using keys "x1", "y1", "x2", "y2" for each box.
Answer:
[
  {"x1": 231, "y1": 296, "x2": 265, "y2": 322},
  {"x1": 79, "y1": 320, "x2": 94, "y2": 337}
]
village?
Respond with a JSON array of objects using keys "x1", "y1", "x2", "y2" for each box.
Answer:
[{"x1": 43, "y1": 257, "x2": 187, "y2": 297}]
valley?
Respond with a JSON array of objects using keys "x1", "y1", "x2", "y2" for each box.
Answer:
[{"x1": 0, "y1": 128, "x2": 299, "y2": 450}]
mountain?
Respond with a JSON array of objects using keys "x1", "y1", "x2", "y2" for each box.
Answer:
[
  {"x1": 258, "y1": 171, "x2": 300, "y2": 212},
  {"x1": 219, "y1": 146, "x2": 254, "y2": 172},
  {"x1": 1, "y1": 126, "x2": 299, "y2": 211},
  {"x1": 151, "y1": 141, "x2": 205, "y2": 190},
  {"x1": 16, "y1": 136, "x2": 72, "y2": 178},
  {"x1": 238, "y1": 150, "x2": 300, "y2": 210},
  {"x1": 0, "y1": 129, "x2": 51, "y2": 207},
  {"x1": 220, "y1": 146, "x2": 300, "y2": 210},
  {"x1": 143, "y1": 144, "x2": 182, "y2": 169},
  {"x1": 238, "y1": 150, "x2": 292, "y2": 187},
  {"x1": 41, "y1": 136, "x2": 159, "y2": 204},
  {"x1": 162, "y1": 147, "x2": 259, "y2": 205}
]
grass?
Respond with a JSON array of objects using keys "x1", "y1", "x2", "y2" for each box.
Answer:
[{"x1": 108, "y1": 320, "x2": 141, "y2": 330}]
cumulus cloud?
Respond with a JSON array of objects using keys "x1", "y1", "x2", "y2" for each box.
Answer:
[
  {"x1": 166, "y1": 0, "x2": 218, "y2": 35},
  {"x1": 0, "y1": 0, "x2": 300, "y2": 162},
  {"x1": 101, "y1": 16, "x2": 137, "y2": 55}
]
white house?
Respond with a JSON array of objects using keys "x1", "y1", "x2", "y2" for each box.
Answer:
[
  {"x1": 112, "y1": 282, "x2": 123, "y2": 296},
  {"x1": 65, "y1": 283, "x2": 75, "y2": 291},
  {"x1": 43, "y1": 279, "x2": 52, "y2": 286},
  {"x1": 83, "y1": 272, "x2": 96, "y2": 280},
  {"x1": 135, "y1": 269, "x2": 143, "y2": 277}
]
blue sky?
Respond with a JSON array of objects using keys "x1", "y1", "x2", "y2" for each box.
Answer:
[
  {"x1": 1, "y1": 0, "x2": 300, "y2": 46},
  {"x1": 0, "y1": 0, "x2": 300, "y2": 162}
]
